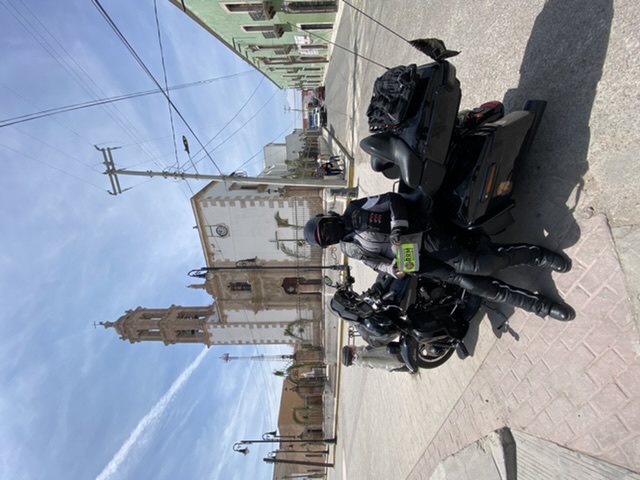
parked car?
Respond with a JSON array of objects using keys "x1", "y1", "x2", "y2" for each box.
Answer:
[{"x1": 309, "y1": 106, "x2": 327, "y2": 129}]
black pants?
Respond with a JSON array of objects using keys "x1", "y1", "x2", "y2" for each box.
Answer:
[{"x1": 418, "y1": 225, "x2": 551, "y2": 315}]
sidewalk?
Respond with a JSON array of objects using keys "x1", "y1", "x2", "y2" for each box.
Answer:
[
  {"x1": 429, "y1": 428, "x2": 640, "y2": 480},
  {"x1": 407, "y1": 212, "x2": 640, "y2": 478}
]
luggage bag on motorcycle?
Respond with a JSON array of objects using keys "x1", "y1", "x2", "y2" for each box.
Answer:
[
  {"x1": 362, "y1": 61, "x2": 461, "y2": 190},
  {"x1": 451, "y1": 110, "x2": 537, "y2": 234}
]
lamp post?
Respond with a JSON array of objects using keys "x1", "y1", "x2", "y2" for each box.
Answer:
[
  {"x1": 233, "y1": 430, "x2": 336, "y2": 459},
  {"x1": 188, "y1": 260, "x2": 349, "y2": 279},
  {"x1": 264, "y1": 457, "x2": 334, "y2": 468},
  {"x1": 267, "y1": 449, "x2": 330, "y2": 457}
]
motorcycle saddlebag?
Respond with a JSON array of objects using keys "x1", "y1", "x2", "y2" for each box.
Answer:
[{"x1": 453, "y1": 111, "x2": 535, "y2": 232}]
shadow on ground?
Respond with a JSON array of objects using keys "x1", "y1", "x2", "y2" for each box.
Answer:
[{"x1": 485, "y1": 0, "x2": 613, "y2": 329}]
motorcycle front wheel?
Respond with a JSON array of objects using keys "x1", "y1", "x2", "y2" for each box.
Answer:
[{"x1": 415, "y1": 341, "x2": 455, "y2": 369}]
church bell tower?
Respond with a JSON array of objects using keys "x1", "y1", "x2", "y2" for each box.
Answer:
[{"x1": 100, "y1": 304, "x2": 220, "y2": 346}]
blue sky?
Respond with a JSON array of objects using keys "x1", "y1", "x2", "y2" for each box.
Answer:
[{"x1": 0, "y1": 0, "x2": 301, "y2": 478}]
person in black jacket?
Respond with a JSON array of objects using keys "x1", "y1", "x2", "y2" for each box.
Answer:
[{"x1": 304, "y1": 192, "x2": 575, "y2": 321}]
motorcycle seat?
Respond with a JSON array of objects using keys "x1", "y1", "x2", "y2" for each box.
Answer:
[{"x1": 360, "y1": 133, "x2": 424, "y2": 188}]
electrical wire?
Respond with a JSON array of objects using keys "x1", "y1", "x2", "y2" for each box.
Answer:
[
  {"x1": 10, "y1": 125, "x2": 100, "y2": 172},
  {"x1": 233, "y1": 122, "x2": 294, "y2": 173},
  {"x1": 91, "y1": 0, "x2": 224, "y2": 175},
  {"x1": 192, "y1": 88, "x2": 279, "y2": 168},
  {"x1": 0, "y1": 80, "x2": 94, "y2": 147},
  {"x1": 0, "y1": 142, "x2": 109, "y2": 192},
  {"x1": 341, "y1": 0, "x2": 410, "y2": 43},
  {"x1": 153, "y1": 0, "x2": 179, "y2": 169},
  {"x1": 0, "y1": 72, "x2": 255, "y2": 129},
  {"x1": 2, "y1": 0, "x2": 161, "y2": 164},
  {"x1": 285, "y1": 21, "x2": 389, "y2": 70},
  {"x1": 187, "y1": 76, "x2": 266, "y2": 162}
]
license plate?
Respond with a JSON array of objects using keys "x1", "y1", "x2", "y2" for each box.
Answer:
[{"x1": 397, "y1": 243, "x2": 418, "y2": 273}]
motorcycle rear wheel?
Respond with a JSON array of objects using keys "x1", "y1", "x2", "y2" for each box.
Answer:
[{"x1": 415, "y1": 342, "x2": 455, "y2": 369}]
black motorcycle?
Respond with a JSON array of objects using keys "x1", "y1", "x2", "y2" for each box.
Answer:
[
  {"x1": 331, "y1": 51, "x2": 549, "y2": 372},
  {"x1": 331, "y1": 268, "x2": 481, "y2": 371}
]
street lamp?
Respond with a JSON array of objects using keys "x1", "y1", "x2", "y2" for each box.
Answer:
[
  {"x1": 233, "y1": 430, "x2": 336, "y2": 454},
  {"x1": 188, "y1": 261, "x2": 349, "y2": 279},
  {"x1": 233, "y1": 430, "x2": 337, "y2": 469},
  {"x1": 267, "y1": 448, "x2": 330, "y2": 458},
  {"x1": 232, "y1": 444, "x2": 250, "y2": 456}
]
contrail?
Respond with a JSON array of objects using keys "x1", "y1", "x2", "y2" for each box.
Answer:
[{"x1": 96, "y1": 348, "x2": 209, "y2": 480}]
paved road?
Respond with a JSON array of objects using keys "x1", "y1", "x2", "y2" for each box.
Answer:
[{"x1": 322, "y1": 1, "x2": 640, "y2": 478}]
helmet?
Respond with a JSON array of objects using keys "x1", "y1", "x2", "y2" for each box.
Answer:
[{"x1": 303, "y1": 214, "x2": 345, "y2": 248}]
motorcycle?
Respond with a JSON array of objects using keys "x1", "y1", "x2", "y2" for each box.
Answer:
[
  {"x1": 330, "y1": 51, "x2": 549, "y2": 372},
  {"x1": 331, "y1": 268, "x2": 481, "y2": 372}
]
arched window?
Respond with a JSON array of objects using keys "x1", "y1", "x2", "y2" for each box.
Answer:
[
  {"x1": 228, "y1": 282, "x2": 252, "y2": 292},
  {"x1": 281, "y1": 277, "x2": 322, "y2": 294}
]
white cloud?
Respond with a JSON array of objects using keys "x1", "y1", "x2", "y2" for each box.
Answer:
[{"x1": 95, "y1": 347, "x2": 209, "y2": 480}]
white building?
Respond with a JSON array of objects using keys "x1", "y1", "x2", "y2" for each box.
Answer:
[
  {"x1": 189, "y1": 178, "x2": 326, "y2": 345},
  {"x1": 104, "y1": 132, "x2": 333, "y2": 347}
]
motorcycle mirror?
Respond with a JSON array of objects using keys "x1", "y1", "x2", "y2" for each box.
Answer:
[{"x1": 323, "y1": 275, "x2": 334, "y2": 287}]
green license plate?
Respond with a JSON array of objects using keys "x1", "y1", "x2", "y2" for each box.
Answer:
[{"x1": 397, "y1": 243, "x2": 418, "y2": 273}]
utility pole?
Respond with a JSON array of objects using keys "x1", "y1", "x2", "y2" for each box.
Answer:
[
  {"x1": 97, "y1": 145, "x2": 129, "y2": 195},
  {"x1": 97, "y1": 146, "x2": 346, "y2": 193}
]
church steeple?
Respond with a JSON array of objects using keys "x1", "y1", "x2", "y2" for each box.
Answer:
[
  {"x1": 101, "y1": 305, "x2": 219, "y2": 346},
  {"x1": 101, "y1": 303, "x2": 299, "y2": 347}
]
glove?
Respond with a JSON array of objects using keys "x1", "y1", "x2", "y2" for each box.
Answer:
[{"x1": 389, "y1": 227, "x2": 407, "y2": 246}]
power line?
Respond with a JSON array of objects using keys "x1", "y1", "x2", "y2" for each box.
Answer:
[
  {"x1": 285, "y1": 21, "x2": 389, "y2": 70},
  {"x1": 2, "y1": 0, "x2": 160, "y2": 164},
  {"x1": 233, "y1": 122, "x2": 294, "y2": 173},
  {"x1": 91, "y1": 0, "x2": 224, "y2": 175},
  {"x1": 10, "y1": 125, "x2": 100, "y2": 172},
  {"x1": 0, "y1": 72, "x2": 255, "y2": 129},
  {"x1": 192, "y1": 88, "x2": 279, "y2": 168},
  {"x1": 153, "y1": 0, "x2": 179, "y2": 169},
  {"x1": 187, "y1": 76, "x2": 266, "y2": 163},
  {"x1": 0, "y1": 142, "x2": 109, "y2": 192}
]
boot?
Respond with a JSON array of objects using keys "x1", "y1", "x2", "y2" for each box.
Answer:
[
  {"x1": 496, "y1": 245, "x2": 572, "y2": 273},
  {"x1": 454, "y1": 275, "x2": 576, "y2": 321}
]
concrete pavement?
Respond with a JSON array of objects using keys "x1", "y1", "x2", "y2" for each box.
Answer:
[{"x1": 319, "y1": 0, "x2": 640, "y2": 478}]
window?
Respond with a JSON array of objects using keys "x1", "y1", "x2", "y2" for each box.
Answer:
[
  {"x1": 248, "y1": 44, "x2": 292, "y2": 55},
  {"x1": 283, "y1": 1, "x2": 337, "y2": 13},
  {"x1": 261, "y1": 57, "x2": 293, "y2": 65},
  {"x1": 228, "y1": 282, "x2": 252, "y2": 292},
  {"x1": 281, "y1": 277, "x2": 322, "y2": 294},
  {"x1": 176, "y1": 329, "x2": 202, "y2": 338},
  {"x1": 224, "y1": 2, "x2": 261, "y2": 13},
  {"x1": 224, "y1": 2, "x2": 276, "y2": 20},
  {"x1": 242, "y1": 24, "x2": 284, "y2": 38},
  {"x1": 300, "y1": 23, "x2": 334, "y2": 31},
  {"x1": 242, "y1": 25, "x2": 274, "y2": 32},
  {"x1": 299, "y1": 44, "x2": 327, "y2": 50}
]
